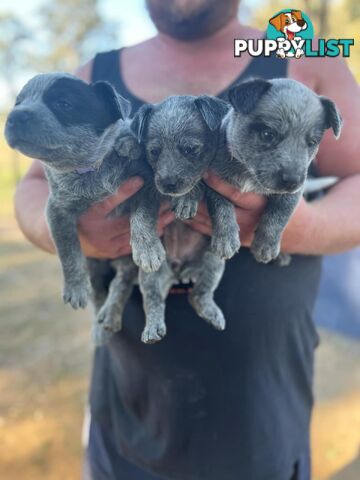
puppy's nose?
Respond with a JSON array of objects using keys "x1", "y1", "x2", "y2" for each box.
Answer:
[
  {"x1": 161, "y1": 177, "x2": 179, "y2": 192},
  {"x1": 297, "y1": 19, "x2": 305, "y2": 27},
  {"x1": 280, "y1": 172, "x2": 302, "y2": 189},
  {"x1": 7, "y1": 110, "x2": 32, "y2": 127}
]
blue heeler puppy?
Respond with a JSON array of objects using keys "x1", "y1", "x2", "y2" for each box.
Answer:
[
  {"x1": 129, "y1": 95, "x2": 239, "y2": 343},
  {"x1": 209, "y1": 77, "x2": 342, "y2": 266},
  {"x1": 4, "y1": 73, "x2": 150, "y2": 330}
]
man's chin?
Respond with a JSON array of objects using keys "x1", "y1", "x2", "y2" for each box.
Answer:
[{"x1": 146, "y1": 0, "x2": 239, "y2": 41}]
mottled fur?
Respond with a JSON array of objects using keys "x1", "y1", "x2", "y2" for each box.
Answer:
[
  {"x1": 211, "y1": 78, "x2": 342, "y2": 264},
  {"x1": 5, "y1": 73, "x2": 153, "y2": 343},
  {"x1": 129, "y1": 95, "x2": 236, "y2": 342}
]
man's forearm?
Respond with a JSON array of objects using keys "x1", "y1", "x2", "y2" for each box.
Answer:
[
  {"x1": 282, "y1": 174, "x2": 360, "y2": 255},
  {"x1": 14, "y1": 175, "x2": 55, "y2": 254}
]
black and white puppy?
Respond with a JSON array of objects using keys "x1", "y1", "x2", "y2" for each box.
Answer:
[{"x1": 4, "y1": 73, "x2": 148, "y2": 318}]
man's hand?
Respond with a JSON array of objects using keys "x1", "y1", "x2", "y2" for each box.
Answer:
[
  {"x1": 78, "y1": 177, "x2": 175, "y2": 259},
  {"x1": 185, "y1": 171, "x2": 266, "y2": 247},
  {"x1": 185, "y1": 171, "x2": 317, "y2": 254}
]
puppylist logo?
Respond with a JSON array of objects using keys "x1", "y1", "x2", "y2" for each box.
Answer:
[{"x1": 234, "y1": 9, "x2": 354, "y2": 59}]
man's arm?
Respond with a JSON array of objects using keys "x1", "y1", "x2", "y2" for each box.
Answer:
[{"x1": 14, "y1": 160, "x2": 55, "y2": 254}]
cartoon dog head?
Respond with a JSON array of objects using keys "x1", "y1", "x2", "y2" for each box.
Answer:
[{"x1": 269, "y1": 10, "x2": 307, "y2": 40}]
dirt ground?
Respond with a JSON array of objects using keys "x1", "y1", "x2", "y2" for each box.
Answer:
[{"x1": 0, "y1": 219, "x2": 359, "y2": 480}]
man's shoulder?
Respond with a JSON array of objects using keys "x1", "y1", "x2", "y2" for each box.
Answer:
[
  {"x1": 74, "y1": 59, "x2": 94, "y2": 83},
  {"x1": 288, "y1": 49, "x2": 350, "y2": 92}
]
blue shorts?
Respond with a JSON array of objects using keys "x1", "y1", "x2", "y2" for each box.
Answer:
[{"x1": 84, "y1": 418, "x2": 311, "y2": 480}]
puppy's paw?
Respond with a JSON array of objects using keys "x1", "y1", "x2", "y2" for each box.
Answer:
[
  {"x1": 201, "y1": 305, "x2": 226, "y2": 331},
  {"x1": 97, "y1": 304, "x2": 123, "y2": 333},
  {"x1": 132, "y1": 240, "x2": 165, "y2": 272},
  {"x1": 114, "y1": 135, "x2": 142, "y2": 160},
  {"x1": 251, "y1": 239, "x2": 281, "y2": 264},
  {"x1": 171, "y1": 197, "x2": 198, "y2": 220},
  {"x1": 63, "y1": 279, "x2": 91, "y2": 309},
  {"x1": 211, "y1": 232, "x2": 240, "y2": 260},
  {"x1": 295, "y1": 49, "x2": 304, "y2": 59},
  {"x1": 190, "y1": 295, "x2": 226, "y2": 331},
  {"x1": 141, "y1": 321, "x2": 167, "y2": 344},
  {"x1": 274, "y1": 252, "x2": 292, "y2": 267},
  {"x1": 91, "y1": 322, "x2": 114, "y2": 347}
]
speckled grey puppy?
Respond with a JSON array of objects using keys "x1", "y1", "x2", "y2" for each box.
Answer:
[
  {"x1": 4, "y1": 73, "x2": 149, "y2": 321},
  {"x1": 130, "y1": 95, "x2": 235, "y2": 343},
  {"x1": 211, "y1": 77, "x2": 342, "y2": 265}
]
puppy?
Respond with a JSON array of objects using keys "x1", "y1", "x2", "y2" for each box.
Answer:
[
  {"x1": 4, "y1": 73, "x2": 148, "y2": 320},
  {"x1": 211, "y1": 77, "x2": 342, "y2": 265},
  {"x1": 129, "y1": 95, "x2": 239, "y2": 343}
]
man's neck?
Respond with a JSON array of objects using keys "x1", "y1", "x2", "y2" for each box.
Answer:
[{"x1": 121, "y1": 19, "x2": 262, "y2": 100}]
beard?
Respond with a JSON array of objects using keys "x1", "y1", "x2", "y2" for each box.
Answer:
[{"x1": 146, "y1": 0, "x2": 240, "y2": 41}]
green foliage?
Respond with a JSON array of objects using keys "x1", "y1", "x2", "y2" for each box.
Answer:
[
  {"x1": 35, "y1": 0, "x2": 117, "y2": 71},
  {"x1": 0, "y1": 13, "x2": 32, "y2": 97}
]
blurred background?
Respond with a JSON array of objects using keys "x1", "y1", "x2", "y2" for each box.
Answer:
[{"x1": 0, "y1": 0, "x2": 359, "y2": 479}]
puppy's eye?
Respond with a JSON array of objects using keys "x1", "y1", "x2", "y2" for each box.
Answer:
[
  {"x1": 181, "y1": 145, "x2": 198, "y2": 156},
  {"x1": 149, "y1": 147, "x2": 161, "y2": 158},
  {"x1": 55, "y1": 99, "x2": 73, "y2": 110},
  {"x1": 258, "y1": 126, "x2": 277, "y2": 143},
  {"x1": 285, "y1": 18, "x2": 290, "y2": 24}
]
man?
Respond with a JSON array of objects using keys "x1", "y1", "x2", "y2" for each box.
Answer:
[{"x1": 14, "y1": 1, "x2": 360, "y2": 479}]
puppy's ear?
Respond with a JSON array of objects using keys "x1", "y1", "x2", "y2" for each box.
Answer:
[
  {"x1": 228, "y1": 79, "x2": 271, "y2": 115},
  {"x1": 291, "y1": 10, "x2": 303, "y2": 21},
  {"x1": 92, "y1": 81, "x2": 132, "y2": 120},
  {"x1": 130, "y1": 104, "x2": 153, "y2": 143},
  {"x1": 194, "y1": 96, "x2": 229, "y2": 131},
  {"x1": 320, "y1": 96, "x2": 343, "y2": 139},
  {"x1": 269, "y1": 13, "x2": 283, "y2": 31}
]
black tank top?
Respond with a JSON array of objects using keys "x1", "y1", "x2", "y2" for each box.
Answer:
[{"x1": 90, "y1": 48, "x2": 321, "y2": 480}]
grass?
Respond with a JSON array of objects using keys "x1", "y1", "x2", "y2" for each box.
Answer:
[
  {"x1": 0, "y1": 227, "x2": 92, "y2": 480},
  {"x1": 0, "y1": 119, "x2": 92, "y2": 479}
]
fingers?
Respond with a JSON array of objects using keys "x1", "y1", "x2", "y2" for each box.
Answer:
[
  {"x1": 204, "y1": 170, "x2": 266, "y2": 210},
  {"x1": 190, "y1": 212, "x2": 212, "y2": 229},
  {"x1": 157, "y1": 211, "x2": 176, "y2": 232},
  {"x1": 159, "y1": 200, "x2": 171, "y2": 213},
  {"x1": 91, "y1": 177, "x2": 144, "y2": 215},
  {"x1": 183, "y1": 220, "x2": 212, "y2": 237}
]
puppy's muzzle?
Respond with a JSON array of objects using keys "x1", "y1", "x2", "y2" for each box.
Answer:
[
  {"x1": 5, "y1": 109, "x2": 35, "y2": 147},
  {"x1": 279, "y1": 171, "x2": 305, "y2": 191},
  {"x1": 6, "y1": 109, "x2": 33, "y2": 129},
  {"x1": 157, "y1": 175, "x2": 184, "y2": 195}
]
